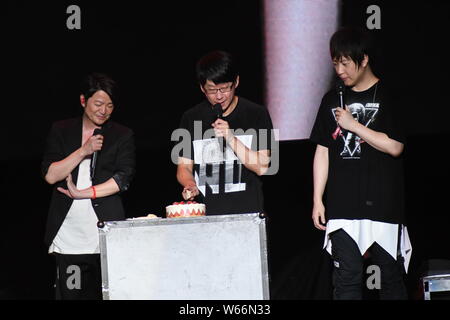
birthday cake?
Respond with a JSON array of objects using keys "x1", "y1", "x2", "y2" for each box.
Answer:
[{"x1": 166, "y1": 201, "x2": 206, "y2": 218}]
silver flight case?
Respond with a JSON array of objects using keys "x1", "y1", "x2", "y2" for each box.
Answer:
[{"x1": 98, "y1": 213, "x2": 270, "y2": 300}]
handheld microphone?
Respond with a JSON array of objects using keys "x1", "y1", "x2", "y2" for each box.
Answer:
[
  {"x1": 336, "y1": 79, "x2": 346, "y2": 137},
  {"x1": 90, "y1": 128, "x2": 103, "y2": 180},
  {"x1": 212, "y1": 103, "x2": 225, "y2": 153},
  {"x1": 213, "y1": 103, "x2": 223, "y2": 119}
]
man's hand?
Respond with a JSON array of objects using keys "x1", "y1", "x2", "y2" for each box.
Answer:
[
  {"x1": 81, "y1": 133, "x2": 104, "y2": 157},
  {"x1": 312, "y1": 200, "x2": 327, "y2": 231},
  {"x1": 335, "y1": 106, "x2": 358, "y2": 131},
  {"x1": 182, "y1": 183, "x2": 199, "y2": 200},
  {"x1": 57, "y1": 174, "x2": 90, "y2": 199},
  {"x1": 212, "y1": 119, "x2": 234, "y2": 142}
]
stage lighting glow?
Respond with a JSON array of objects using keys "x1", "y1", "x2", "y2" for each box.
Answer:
[{"x1": 264, "y1": 0, "x2": 340, "y2": 140}]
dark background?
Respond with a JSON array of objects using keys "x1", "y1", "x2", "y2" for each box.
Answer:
[{"x1": 1, "y1": 0, "x2": 449, "y2": 299}]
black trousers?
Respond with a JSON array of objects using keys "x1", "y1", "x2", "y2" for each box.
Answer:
[
  {"x1": 54, "y1": 253, "x2": 102, "y2": 300},
  {"x1": 330, "y1": 229, "x2": 408, "y2": 300}
]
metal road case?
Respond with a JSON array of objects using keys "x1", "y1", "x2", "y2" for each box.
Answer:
[
  {"x1": 420, "y1": 259, "x2": 450, "y2": 300},
  {"x1": 98, "y1": 213, "x2": 269, "y2": 300},
  {"x1": 423, "y1": 274, "x2": 450, "y2": 300}
]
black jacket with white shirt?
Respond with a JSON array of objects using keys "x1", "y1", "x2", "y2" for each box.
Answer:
[{"x1": 41, "y1": 117, "x2": 136, "y2": 246}]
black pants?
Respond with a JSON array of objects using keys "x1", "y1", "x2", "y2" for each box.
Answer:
[
  {"x1": 54, "y1": 253, "x2": 102, "y2": 300},
  {"x1": 330, "y1": 229, "x2": 407, "y2": 300}
]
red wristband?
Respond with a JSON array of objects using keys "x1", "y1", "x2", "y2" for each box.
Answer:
[{"x1": 91, "y1": 186, "x2": 97, "y2": 200}]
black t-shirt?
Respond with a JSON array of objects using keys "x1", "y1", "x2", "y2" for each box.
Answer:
[
  {"x1": 177, "y1": 97, "x2": 273, "y2": 215},
  {"x1": 310, "y1": 81, "x2": 406, "y2": 224}
]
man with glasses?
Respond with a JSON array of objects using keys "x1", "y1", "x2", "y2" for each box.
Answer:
[{"x1": 175, "y1": 50, "x2": 273, "y2": 215}]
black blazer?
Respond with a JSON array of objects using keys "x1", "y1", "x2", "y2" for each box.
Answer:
[{"x1": 41, "y1": 117, "x2": 136, "y2": 246}]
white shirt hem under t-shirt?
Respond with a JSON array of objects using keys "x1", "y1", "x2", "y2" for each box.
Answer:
[{"x1": 324, "y1": 219, "x2": 412, "y2": 272}]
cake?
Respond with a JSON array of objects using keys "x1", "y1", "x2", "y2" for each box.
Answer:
[{"x1": 166, "y1": 201, "x2": 206, "y2": 218}]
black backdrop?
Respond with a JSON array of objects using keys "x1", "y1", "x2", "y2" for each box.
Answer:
[{"x1": 1, "y1": 0, "x2": 450, "y2": 300}]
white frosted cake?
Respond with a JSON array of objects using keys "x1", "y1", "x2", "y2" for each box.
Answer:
[{"x1": 166, "y1": 201, "x2": 206, "y2": 218}]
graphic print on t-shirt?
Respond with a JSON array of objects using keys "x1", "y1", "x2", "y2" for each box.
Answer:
[
  {"x1": 332, "y1": 102, "x2": 379, "y2": 159},
  {"x1": 193, "y1": 135, "x2": 252, "y2": 196}
]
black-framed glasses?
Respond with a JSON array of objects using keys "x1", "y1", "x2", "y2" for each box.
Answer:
[{"x1": 204, "y1": 83, "x2": 234, "y2": 95}]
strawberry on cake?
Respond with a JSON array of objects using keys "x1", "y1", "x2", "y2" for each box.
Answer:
[{"x1": 166, "y1": 201, "x2": 206, "y2": 218}]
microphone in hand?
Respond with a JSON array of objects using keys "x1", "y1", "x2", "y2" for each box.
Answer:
[
  {"x1": 213, "y1": 103, "x2": 223, "y2": 119},
  {"x1": 212, "y1": 103, "x2": 225, "y2": 153},
  {"x1": 336, "y1": 79, "x2": 346, "y2": 137},
  {"x1": 90, "y1": 128, "x2": 103, "y2": 180}
]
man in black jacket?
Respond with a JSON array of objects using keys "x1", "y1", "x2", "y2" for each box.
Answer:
[{"x1": 41, "y1": 72, "x2": 136, "y2": 300}]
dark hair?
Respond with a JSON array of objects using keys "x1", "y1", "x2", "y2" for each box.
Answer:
[
  {"x1": 80, "y1": 72, "x2": 118, "y2": 105},
  {"x1": 196, "y1": 51, "x2": 239, "y2": 86},
  {"x1": 330, "y1": 27, "x2": 375, "y2": 68}
]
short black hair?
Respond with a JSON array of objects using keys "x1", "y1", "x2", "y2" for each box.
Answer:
[
  {"x1": 196, "y1": 51, "x2": 239, "y2": 86},
  {"x1": 80, "y1": 72, "x2": 118, "y2": 105},
  {"x1": 330, "y1": 27, "x2": 375, "y2": 68}
]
